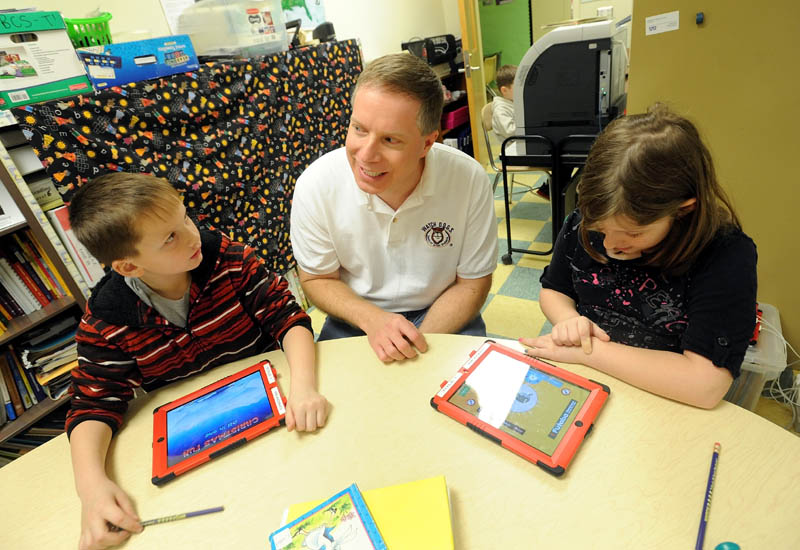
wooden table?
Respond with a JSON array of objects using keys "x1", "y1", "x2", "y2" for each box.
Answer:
[{"x1": 2, "y1": 335, "x2": 798, "y2": 549}]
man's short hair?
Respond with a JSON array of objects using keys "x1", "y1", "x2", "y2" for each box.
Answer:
[
  {"x1": 69, "y1": 173, "x2": 182, "y2": 265},
  {"x1": 353, "y1": 53, "x2": 444, "y2": 135},
  {"x1": 496, "y1": 64, "x2": 517, "y2": 90}
]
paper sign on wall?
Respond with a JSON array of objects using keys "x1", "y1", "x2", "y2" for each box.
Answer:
[{"x1": 645, "y1": 11, "x2": 680, "y2": 36}]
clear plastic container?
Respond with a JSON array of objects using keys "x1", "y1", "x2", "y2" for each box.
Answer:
[{"x1": 177, "y1": 0, "x2": 288, "y2": 57}]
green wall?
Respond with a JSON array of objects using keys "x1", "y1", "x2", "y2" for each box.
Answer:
[{"x1": 479, "y1": 0, "x2": 531, "y2": 68}]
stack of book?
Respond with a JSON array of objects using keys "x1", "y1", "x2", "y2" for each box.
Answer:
[
  {"x1": 18, "y1": 315, "x2": 78, "y2": 400},
  {"x1": 0, "y1": 230, "x2": 71, "y2": 333},
  {"x1": 0, "y1": 403, "x2": 66, "y2": 468},
  {"x1": 270, "y1": 475, "x2": 454, "y2": 550}
]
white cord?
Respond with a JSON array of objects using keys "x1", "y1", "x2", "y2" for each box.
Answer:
[
  {"x1": 759, "y1": 316, "x2": 800, "y2": 361},
  {"x1": 763, "y1": 377, "x2": 800, "y2": 431}
]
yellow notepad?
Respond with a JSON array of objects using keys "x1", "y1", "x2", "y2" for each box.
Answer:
[{"x1": 284, "y1": 475, "x2": 454, "y2": 550}]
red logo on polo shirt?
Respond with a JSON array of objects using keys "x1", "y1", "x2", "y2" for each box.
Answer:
[{"x1": 421, "y1": 221, "x2": 454, "y2": 247}]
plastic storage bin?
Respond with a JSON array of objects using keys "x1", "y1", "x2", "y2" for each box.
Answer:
[
  {"x1": 177, "y1": 0, "x2": 288, "y2": 57},
  {"x1": 724, "y1": 302, "x2": 787, "y2": 411},
  {"x1": 64, "y1": 12, "x2": 113, "y2": 48}
]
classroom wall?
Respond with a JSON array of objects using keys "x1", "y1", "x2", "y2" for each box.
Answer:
[
  {"x1": 628, "y1": 0, "x2": 800, "y2": 350},
  {"x1": 478, "y1": 0, "x2": 531, "y2": 67},
  {"x1": 530, "y1": 0, "x2": 572, "y2": 43}
]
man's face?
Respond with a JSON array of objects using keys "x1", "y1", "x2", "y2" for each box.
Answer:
[{"x1": 345, "y1": 85, "x2": 437, "y2": 201}]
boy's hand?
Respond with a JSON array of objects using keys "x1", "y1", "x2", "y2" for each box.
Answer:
[
  {"x1": 78, "y1": 477, "x2": 142, "y2": 550},
  {"x1": 285, "y1": 385, "x2": 328, "y2": 432},
  {"x1": 547, "y1": 315, "x2": 610, "y2": 353}
]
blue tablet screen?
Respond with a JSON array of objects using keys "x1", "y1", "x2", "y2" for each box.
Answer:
[{"x1": 166, "y1": 370, "x2": 274, "y2": 467}]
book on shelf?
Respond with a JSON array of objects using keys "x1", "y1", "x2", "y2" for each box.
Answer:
[
  {"x1": 0, "y1": 365, "x2": 15, "y2": 421},
  {"x1": 46, "y1": 206, "x2": 105, "y2": 288},
  {"x1": 0, "y1": 352, "x2": 24, "y2": 417},
  {"x1": 11, "y1": 231, "x2": 64, "y2": 299},
  {"x1": 281, "y1": 476, "x2": 454, "y2": 550},
  {"x1": 0, "y1": 244, "x2": 50, "y2": 307},
  {"x1": 0, "y1": 148, "x2": 89, "y2": 299},
  {"x1": 27, "y1": 175, "x2": 64, "y2": 212},
  {"x1": 0, "y1": 255, "x2": 39, "y2": 314},
  {"x1": 0, "y1": 274, "x2": 25, "y2": 317}
]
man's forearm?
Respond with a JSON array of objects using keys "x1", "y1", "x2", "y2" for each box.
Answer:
[
  {"x1": 300, "y1": 277, "x2": 385, "y2": 331},
  {"x1": 419, "y1": 275, "x2": 491, "y2": 334}
]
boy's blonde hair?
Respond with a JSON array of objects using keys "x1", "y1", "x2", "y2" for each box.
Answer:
[
  {"x1": 496, "y1": 64, "x2": 517, "y2": 90},
  {"x1": 577, "y1": 103, "x2": 741, "y2": 276},
  {"x1": 69, "y1": 173, "x2": 183, "y2": 265},
  {"x1": 352, "y1": 53, "x2": 443, "y2": 135}
]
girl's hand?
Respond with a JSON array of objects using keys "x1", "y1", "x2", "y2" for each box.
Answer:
[
  {"x1": 519, "y1": 334, "x2": 597, "y2": 365},
  {"x1": 547, "y1": 315, "x2": 610, "y2": 353}
]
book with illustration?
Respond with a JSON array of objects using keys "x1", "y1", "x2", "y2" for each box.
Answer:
[{"x1": 269, "y1": 483, "x2": 386, "y2": 550}]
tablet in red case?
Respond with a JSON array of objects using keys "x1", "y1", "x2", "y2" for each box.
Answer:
[
  {"x1": 152, "y1": 360, "x2": 286, "y2": 485},
  {"x1": 431, "y1": 341, "x2": 609, "y2": 476}
]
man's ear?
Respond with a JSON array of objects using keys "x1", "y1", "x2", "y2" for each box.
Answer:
[
  {"x1": 421, "y1": 130, "x2": 438, "y2": 156},
  {"x1": 111, "y1": 258, "x2": 143, "y2": 278}
]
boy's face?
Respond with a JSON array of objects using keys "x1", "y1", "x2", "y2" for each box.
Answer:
[
  {"x1": 118, "y1": 201, "x2": 203, "y2": 279},
  {"x1": 345, "y1": 85, "x2": 437, "y2": 201}
]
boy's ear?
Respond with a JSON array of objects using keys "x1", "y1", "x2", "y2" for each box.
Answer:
[{"x1": 111, "y1": 258, "x2": 143, "y2": 278}]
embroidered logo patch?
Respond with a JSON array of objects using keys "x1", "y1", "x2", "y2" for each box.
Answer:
[{"x1": 421, "y1": 221, "x2": 454, "y2": 247}]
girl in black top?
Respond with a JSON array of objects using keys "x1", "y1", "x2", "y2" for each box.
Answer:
[{"x1": 521, "y1": 104, "x2": 757, "y2": 408}]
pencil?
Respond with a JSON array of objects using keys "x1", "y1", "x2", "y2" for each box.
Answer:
[
  {"x1": 695, "y1": 442, "x2": 721, "y2": 550},
  {"x1": 141, "y1": 505, "x2": 225, "y2": 527}
]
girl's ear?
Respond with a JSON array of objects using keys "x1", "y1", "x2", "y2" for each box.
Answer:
[{"x1": 677, "y1": 198, "x2": 697, "y2": 216}]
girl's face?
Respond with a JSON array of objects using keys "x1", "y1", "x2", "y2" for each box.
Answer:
[{"x1": 590, "y1": 214, "x2": 674, "y2": 260}]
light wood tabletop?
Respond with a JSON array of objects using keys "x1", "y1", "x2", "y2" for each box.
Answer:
[{"x1": 1, "y1": 334, "x2": 798, "y2": 549}]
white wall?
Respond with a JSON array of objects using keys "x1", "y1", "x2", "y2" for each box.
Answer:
[{"x1": 0, "y1": 0, "x2": 461, "y2": 61}]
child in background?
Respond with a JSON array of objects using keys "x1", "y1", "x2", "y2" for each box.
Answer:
[
  {"x1": 66, "y1": 173, "x2": 328, "y2": 550},
  {"x1": 491, "y1": 64, "x2": 549, "y2": 199},
  {"x1": 520, "y1": 104, "x2": 757, "y2": 409}
]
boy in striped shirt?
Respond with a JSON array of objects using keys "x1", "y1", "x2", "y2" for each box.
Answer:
[{"x1": 65, "y1": 173, "x2": 327, "y2": 550}]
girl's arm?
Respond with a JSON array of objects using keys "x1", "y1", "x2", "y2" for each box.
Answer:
[
  {"x1": 520, "y1": 335, "x2": 733, "y2": 409},
  {"x1": 539, "y1": 288, "x2": 610, "y2": 352}
]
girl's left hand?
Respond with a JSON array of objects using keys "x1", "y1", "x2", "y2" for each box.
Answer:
[{"x1": 519, "y1": 334, "x2": 596, "y2": 365}]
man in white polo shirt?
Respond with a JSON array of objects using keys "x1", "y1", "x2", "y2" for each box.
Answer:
[{"x1": 290, "y1": 53, "x2": 497, "y2": 362}]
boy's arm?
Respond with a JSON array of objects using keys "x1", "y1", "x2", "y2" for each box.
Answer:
[
  {"x1": 70, "y1": 420, "x2": 142, "y2": 550},
  {"x1": 280, "y1": 325, "x2": 327, "y2": 432},
  {"x1": 520, "y1": 335, "x2": 733, "y2": 409}
]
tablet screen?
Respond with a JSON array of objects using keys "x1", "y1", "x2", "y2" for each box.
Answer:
[
  {"x1": 447, "y1": 349, "x2": 590, "y2": 456},
  {"x1": 166, "y1": 370, "x2": 274, "y2": 467}
]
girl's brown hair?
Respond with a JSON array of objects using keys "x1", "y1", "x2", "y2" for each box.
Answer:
[{"x1": 577, "y1": 103, "x2": 740, "y2": 275}]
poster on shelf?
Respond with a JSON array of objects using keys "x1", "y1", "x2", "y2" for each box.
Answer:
[{"x1": 0, "y1": 180, "x2": 25, "y2": 232}]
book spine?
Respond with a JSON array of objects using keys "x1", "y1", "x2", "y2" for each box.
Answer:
[
  {"x1": 0, "y1": 292, "x2": 13, "y2": 320},
  {"x1": 13, "y1": 232, "x2": 61, "y2": 298},
  {"x1": 8, "y1": 349, "x2": 37, "y2": 406},
  {"x1": 0, "y1": 257, "x2": 38, "y2": 313},
  {"x1": 20, "y1": 230, "x2": 65, "y2": 297},
  {"x1": 0, "y1": 281, "x2": 24, "y2": 317},
  {"x1": 6, "y1": 253, "x2": 49, "y2": 307},
  {"x1": 47, "y1": 206, "x2": 105, "y2": 288},
  {"x1": 0, "y1": 147, "x2": 89, "y2": 299},
  {"x1": 0, "y1": 367, "x2": 15, "y2": 421},
  {"x1": 0, "y1": 353, "x2": 24, "y2": 416},
  {"x1": 24, "y1": 229, "x2": 69, "y2": 297},
  {"x1": 6, "y1": 351, "x2": 33, "y2": 409}
]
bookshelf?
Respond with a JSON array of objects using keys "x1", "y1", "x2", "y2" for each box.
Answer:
[{"x1": 0, "y1": 115, "x2": 87, "y2": 445}]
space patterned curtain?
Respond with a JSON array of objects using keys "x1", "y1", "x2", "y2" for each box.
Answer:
[{"x1": 14, "y1": 39, "x2": 362, "y2": 273}]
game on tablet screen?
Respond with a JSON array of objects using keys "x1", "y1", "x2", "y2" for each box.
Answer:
[
  {"x1": 447, "y1": 350, "x2": 590, "y2": 455},
  {"x1": 166, "y1": 371, "x2": 274, "y2": 467}
]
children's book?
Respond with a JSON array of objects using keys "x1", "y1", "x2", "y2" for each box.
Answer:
[
  {"x1": 283, "y1": 476, "x2": 454, "y2": 550},
  {"x1": 269, "y1": 483, "x2": 387, "y2": 550}
]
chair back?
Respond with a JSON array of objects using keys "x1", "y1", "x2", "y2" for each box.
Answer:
[
  {"x1": 480, "y1": 102, "x2": 500, "y2": 172},
  {"x1": 483, "y1": 53, "x2": 499, "y2": 98}
]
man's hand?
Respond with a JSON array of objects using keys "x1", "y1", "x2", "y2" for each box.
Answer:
[
  {"x1": 78, "y1": 477, "x2": 142, "y2": 550},
  {"x1": 286, "y1": 385, "x2": 328, "y2": 432},
  {"x1": 547, "y1": 315, "x2": 610, "y2": 353},
  {"x1": 365, "y1": 311, "x2": 428, "y2": 362}
]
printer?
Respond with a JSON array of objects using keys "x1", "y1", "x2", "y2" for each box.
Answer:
[{"x1": 513, "y1": 20, "x2": 628, "y2": 155}]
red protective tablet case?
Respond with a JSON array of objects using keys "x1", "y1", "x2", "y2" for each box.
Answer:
[
  {"x1": 430, "y1": 341, "x2": 609, "y2": 476},
  {"x1": 152, "y1": 360, "x2": 286, "y2": 485}
]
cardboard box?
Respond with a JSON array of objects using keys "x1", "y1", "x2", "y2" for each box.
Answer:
[
  {"x1": 77, "y1": 35, "x2": 199, "y2": 89},
  {"x1": 0, "y1": 11, "x2": 93, "y2": 110}
]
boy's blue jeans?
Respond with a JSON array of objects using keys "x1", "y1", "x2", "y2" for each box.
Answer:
[{"x1": 317, "y1": 308, "x2": 487, "y2": 341}]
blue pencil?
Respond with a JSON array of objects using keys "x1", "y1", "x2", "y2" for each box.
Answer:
[
  {"x1": 141, "y1": 505, "x2": 225, "y2": 527},
  {"x1": 695, "y1": 442, "x2": 721, "y2": 550}
]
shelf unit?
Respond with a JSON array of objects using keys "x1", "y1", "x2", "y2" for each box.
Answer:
[{"x1": 0, "y1": 113, "x2": 87, "y2": 444}]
